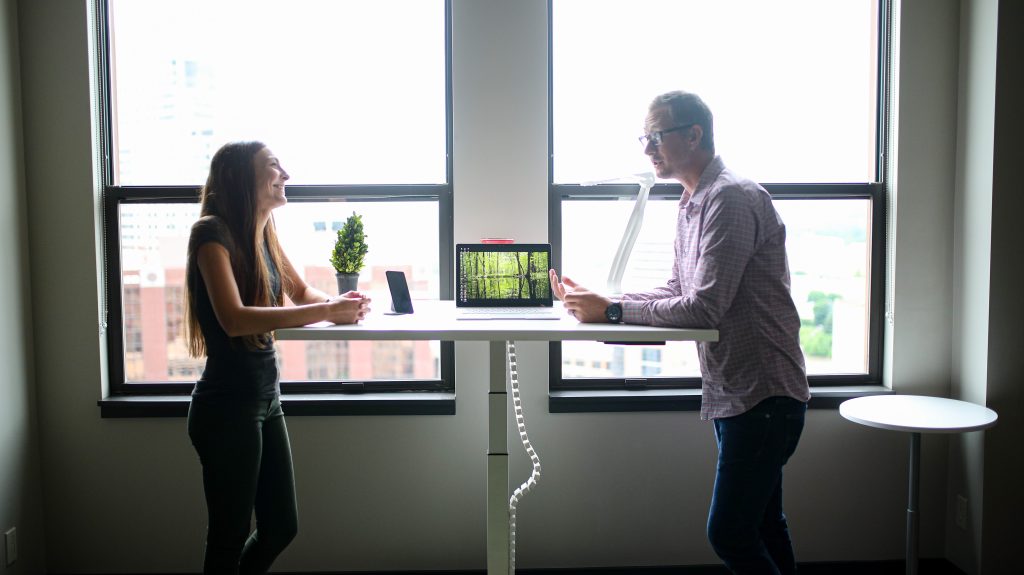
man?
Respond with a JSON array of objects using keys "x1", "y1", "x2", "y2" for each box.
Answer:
[{"x1": 549, "y1": 90, "x2": 810, "y2": 574}]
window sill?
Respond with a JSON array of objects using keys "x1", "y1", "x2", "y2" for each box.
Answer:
[
  {"x1": 549, "y1": 385, "x2": 891, "y2": 413},
  {"x1": 100, "y1": 386, "x2": 888, "y2": 418},
  {"x1": 98, "y1": 392, "x2": 456, "y2": 418}
]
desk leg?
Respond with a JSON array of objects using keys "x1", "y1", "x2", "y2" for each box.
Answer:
[
  {"x1": 486, "y1": 341, "x2": 510, "y2": 575},
  {"x1": 906, "y1": 432, "x2": 920, "y2": 575}
]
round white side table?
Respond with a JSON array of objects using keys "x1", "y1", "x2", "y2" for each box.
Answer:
[{"x1": 839, "y1": 395, "x2": 997, "y2": 575}]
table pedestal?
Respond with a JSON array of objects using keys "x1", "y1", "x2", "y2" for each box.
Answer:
[
  {"x1": 487, "y1": 341, "x2": 510, "y2": 575},
  {"x1": 906, "y1": 432, "x2": 920, "y2": 575},
  {"x1": 839, "y1": 395, "x2": 997, "y2": 575}
]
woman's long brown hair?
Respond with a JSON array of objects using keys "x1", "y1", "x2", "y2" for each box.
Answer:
[{"x1": 184, "y1": 141, "x2": 292, "y2": 356}]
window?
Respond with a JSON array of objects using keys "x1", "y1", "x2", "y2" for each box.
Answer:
[
  {"x1": 100, "y1": 0, "x2": 454, "y2": 399},
  {"x1": 550, "y1": 0, "x2": 889, "y2": 393}
]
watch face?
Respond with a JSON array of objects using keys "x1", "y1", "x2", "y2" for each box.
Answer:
[{"x1": 607, "y1": 303, "x2": 622, "y2": 322}]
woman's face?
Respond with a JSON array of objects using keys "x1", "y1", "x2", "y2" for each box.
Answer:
[{"x1": 253, "y1": 147, "x2": 289, "y2": 214}]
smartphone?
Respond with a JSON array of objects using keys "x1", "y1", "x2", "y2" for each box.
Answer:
[{"x1": 386, "y1": 270, "x2": 414, "y2": 314}]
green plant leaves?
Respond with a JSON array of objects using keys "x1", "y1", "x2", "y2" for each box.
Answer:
[{"x1": 330, "y1": 211, "x2": 369, "y2": 274}]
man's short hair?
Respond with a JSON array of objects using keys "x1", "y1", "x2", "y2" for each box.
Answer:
[{"x1": 650, "y1": 91, "x2": 715, "y2": 153}]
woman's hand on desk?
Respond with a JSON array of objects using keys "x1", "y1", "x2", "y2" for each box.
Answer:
[{"x1": 325, "y1": 291, "x2": 371, "y2": 324}]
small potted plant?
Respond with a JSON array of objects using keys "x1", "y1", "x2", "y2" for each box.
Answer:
[{"x1": 330, "y1": 211, "x2": 369, "y2": 294}]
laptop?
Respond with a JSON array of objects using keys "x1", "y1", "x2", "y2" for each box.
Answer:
[{"x1": 455, "y1": 243, "x2": 559, "y2": 320}]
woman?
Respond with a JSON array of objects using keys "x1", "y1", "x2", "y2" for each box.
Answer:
[{"x1": 184, "y1": 141, "x2": 369, "y2": 573}]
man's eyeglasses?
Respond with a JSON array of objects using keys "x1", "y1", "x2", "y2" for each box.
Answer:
[{"x1": 638, "y1": 123, "x2": 697, "y2": 147}]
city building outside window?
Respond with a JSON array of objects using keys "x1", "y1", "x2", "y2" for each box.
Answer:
[
  {"x1": 550, "y1": 0, "x2": 888, "y2": 392},
  {"x1": 100, "y1": 0, "x2": 453, "y2": 397}
]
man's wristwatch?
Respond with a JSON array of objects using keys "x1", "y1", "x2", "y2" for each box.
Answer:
[{"x1": 605, "y1": 301, "x2": 623, "y2": 323}]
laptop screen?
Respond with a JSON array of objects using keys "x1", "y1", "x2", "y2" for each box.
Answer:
[{"x1": 456, "y1": 243, "x2": 553, "y2": 307}]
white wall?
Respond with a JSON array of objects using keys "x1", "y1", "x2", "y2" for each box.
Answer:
[
  {"x1": 453, "y1": 0, "x2": 548, "y2": 246},
  {"x1": 888, "y1": 0, "x2": 959, "y2": 397},
  {"x1": 0, "y1": 0, "x2": 44, "y2": 573},
  {"x1": 949, "y1": 0, "x2": 997, "y2": 571},
  {"x1": 976, "y1": 0, "x2": 1024, "y2": 572},
  {"x1": 15, "y1": 0, "x2": 975, "y2": 572},
  {"x1": 946, "y1": 2, "x2": 1024, "y2": 573}
]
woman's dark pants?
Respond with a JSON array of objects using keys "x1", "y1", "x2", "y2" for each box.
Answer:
[{"x1": 188, "y1": 397, "x2": 298, "y2": 575}]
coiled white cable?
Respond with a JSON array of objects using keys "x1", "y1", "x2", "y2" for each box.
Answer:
[{"x1": 507, "y1": 340, "x2": 540, "y2": 573}]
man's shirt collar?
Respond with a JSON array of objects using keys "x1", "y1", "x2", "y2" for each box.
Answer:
[{"x1": 680, "y1": 155, "x2": 725, "y2": 207}]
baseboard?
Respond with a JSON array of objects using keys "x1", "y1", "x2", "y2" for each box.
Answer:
[{"x1": 50, "y1": 557, "x2": 967, "y2": 575}]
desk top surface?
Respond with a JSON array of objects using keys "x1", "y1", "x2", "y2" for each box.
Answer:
[
  {"x1": 839, "y1": 394, "x2": 998, "y2": 433},
  {"x1": 276, "y1": 300, "x2": 718, "y2": 343}
]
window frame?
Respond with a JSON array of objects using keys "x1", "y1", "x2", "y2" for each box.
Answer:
[
  {"x1": 96, "y1": 0, "x2": 456, "y2": 401},
  {"x1": 547, "y1": 0, "x2": 892, "y2": 394}
]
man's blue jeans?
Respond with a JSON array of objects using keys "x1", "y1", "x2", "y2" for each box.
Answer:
[{"x1": 708, "y1": 396, "x2": 807, "y2": 575}]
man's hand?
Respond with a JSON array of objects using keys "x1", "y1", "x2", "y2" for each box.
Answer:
[
  {"x1": 549, "y1": 269, "x2": 612, "y2": 323},
  {"x1": 549, "y1": 269, "x2": 567, "y2": 301}
]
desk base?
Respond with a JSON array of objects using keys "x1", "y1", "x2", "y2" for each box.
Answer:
[
  {"x1": 488, "y1": 454, "x2": 509, "y2": 573},
  {"x1": 488, "y1": 341, "x2": 510, "y2": 575}
]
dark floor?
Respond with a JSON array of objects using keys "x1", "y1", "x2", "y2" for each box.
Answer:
[
  {"x1": 268, "y1": 559, "x2": 967, "y2": 575},
  {"x1": 56, "y1": 559, "x2": 968, "y2": 575},
  {"x1": 511, "y1": 559, "x2": 966, "y2": 574}
]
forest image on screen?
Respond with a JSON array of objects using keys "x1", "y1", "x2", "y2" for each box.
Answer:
[{"x1": 460, "y1": 250, "x2": 551, "y2": 300}]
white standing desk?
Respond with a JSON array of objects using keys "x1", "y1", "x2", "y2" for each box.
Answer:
[
  {"x1": 277, "y1": 300, "x2": 718, "y2": 574},
  {"x1": 839, "y1": 395, "x2": 997, "y2": 575}
]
